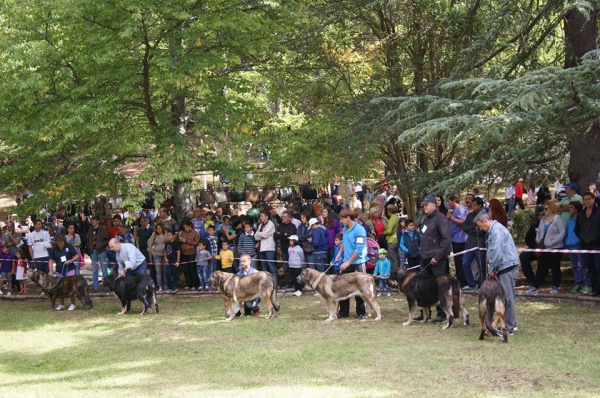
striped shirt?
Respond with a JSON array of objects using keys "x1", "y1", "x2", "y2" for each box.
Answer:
[{"x1": 237, "y1": 232, "x2": 256, "y2": 257}]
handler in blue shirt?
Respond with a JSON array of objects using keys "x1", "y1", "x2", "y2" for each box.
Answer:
[
  {"x1": 108, "y1": 238, "x2": 148, "y2": 277},
  {"x1": 338, "y1": 208, "x2": 368, "y2": 319}
]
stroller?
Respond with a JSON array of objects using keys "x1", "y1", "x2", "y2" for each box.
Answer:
[{"x1": 365, "y1": 237, "x2": 380, "y2": 274}]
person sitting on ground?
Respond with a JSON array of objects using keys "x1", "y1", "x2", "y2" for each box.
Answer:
[
  {"x1": 519, "y1": 210, "x2": 544, "y2": 285},
  {"x1": 526, "y1": 200, "x2": 565, "y2": 295},
  {"x1": 226, "y1": 254, "x2": 261, "y2": 317},
  {"x1": 374, "y1": 248, "x2": 392, "y2": 297}
]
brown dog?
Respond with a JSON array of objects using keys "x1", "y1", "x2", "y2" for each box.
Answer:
[
  {"x1": 31, "y1": 271, "x2": 93, "y2": 311},
  {"x1": 296, "y1": 268, "x2": 382, "y2": 322},
  {"x1": 477, "y1": 277, "x2": 508, "y2": 343},
  {"x1": 209, "y1": 270, "x2": 280, "y2": 321}
]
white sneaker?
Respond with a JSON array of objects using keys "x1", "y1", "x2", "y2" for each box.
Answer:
[
  {"x1": 0, "y1": 290, "x2": 3, "y2": 295},
  {"x1": 313, "y1": 292, "x2": 320, "y2": 297},
  {"x1": 67, "y1": 304, "x2": 76, "y2": 311},
  {"x1": 293, "y1": 290, "x2": 302, "y2": 297},
  {"x1": 55, "y1": 305, "x2": 65, "y2": 311},
  {"x1": 6, "y1": 292, "x2": 11, "y2": 296},
  {"x1": 376, "y1": 293, "x2": 382, "y2": 297},
  {"x1": 387, "y1": 292, "x2": 391, "y2": 297}
]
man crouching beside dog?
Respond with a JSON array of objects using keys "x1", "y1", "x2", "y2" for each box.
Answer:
[
  {"x1": 108, "y1": 238, "x2": 148, "y2": 278},
  {"x1": 225, "y1": 254, "x2": 262, "y2": 318},
  {"x1": 474, "y1": 212, "x2": 520, "y2": 338}
]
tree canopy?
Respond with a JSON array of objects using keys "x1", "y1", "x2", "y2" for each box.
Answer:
[{"x1": 1, "y1": 0, "x2": 598, "y2": 215}]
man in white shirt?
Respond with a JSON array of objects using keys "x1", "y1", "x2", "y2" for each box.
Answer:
[{"x1": 28, "y1": 220, "x2": 52, "y2": 274}]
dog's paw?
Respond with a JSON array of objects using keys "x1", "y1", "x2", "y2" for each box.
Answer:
[
  {"x1": 225, "y1": 317, "x2": 233, "y2": 322},
  {"x1": 325, "y1": 318, "x2": 335, "y2": 322},
  {"x1": 442, "y1": 324, "x2": 452, "y2": 330},
  {"x1": 402, "y1": 321, "x2": 411, "y2": 326},
  {"x1": 375, "y1": 317, "x2": 382, "y2": 321}
]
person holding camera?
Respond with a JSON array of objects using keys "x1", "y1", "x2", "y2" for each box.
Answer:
[{"x1": 526, "y1": 200, "x2": 565, "y2": 295}]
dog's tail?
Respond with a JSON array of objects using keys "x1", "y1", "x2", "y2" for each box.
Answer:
[
  {"x1": 271, "y1": 274, "x2": 280, "y2": 314},
  {"x1": 84, "y1": 288, "x2": 94, "y2": 310},
  {"x1": 485, "y1": 298, "x2": 498, "y2": 337},
  {"x1": 152, "y1": 283, "x2": 159, "y2": 314},
  {"x1": 452, "y1": 283, "x2": 461, "y2": 318}
]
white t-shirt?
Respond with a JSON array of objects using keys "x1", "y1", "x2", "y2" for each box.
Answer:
[{"x1": 28, "y1": 229, "x2": 52, "y2": 259}]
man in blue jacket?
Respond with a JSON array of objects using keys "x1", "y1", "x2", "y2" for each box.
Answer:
[
  {"x1": 338, "y1": 209, "x2": 368, "y2": 319},
  {"x1": 475, "y1": 212, "x2": 520, "y2": 335}
]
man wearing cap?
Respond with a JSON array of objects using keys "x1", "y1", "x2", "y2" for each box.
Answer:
[
  {"x1": 308, "y1": 218, "x2": 328, "y2": 272},
  {"x1": 559, "y1": 183, "x2": 583, "y2": 224},
  {"x1": 418, "y1": 195, "x2": 452, "y2": 323},
  {"x1": 338, "y1": 208, "x2": 368, "y2": 319},
  {"x1": 108, "y1": 238, "x2": 148, "y2": 277}
]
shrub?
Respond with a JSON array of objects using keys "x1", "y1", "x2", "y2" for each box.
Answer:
[{"x1": 512, "y1": 208, "x2": 535, "y2": 244}]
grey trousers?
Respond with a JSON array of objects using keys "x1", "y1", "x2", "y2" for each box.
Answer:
[{"x1": 498, "y1": 266, "x2": 519, "y2": 333}]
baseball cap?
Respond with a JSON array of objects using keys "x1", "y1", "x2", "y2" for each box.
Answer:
[
  {"x1": 564, "y1": 182, "x2": 578, "y2": 191},
  {"x1": 308, "y1": 218, "x2": 319, "y2": 228},
  {"x1": 288, "y1": 235, "x2": 299, "y2": 241},
  {"x1": 377, "y1": 248, "x2": 388, "y2": 255},
  {"x1": 420, "y1": 195, "x2": 437, "y2": 205}
]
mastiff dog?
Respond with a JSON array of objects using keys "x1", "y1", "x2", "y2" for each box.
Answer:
[
  {"x1": 297, "y1": 268, "x2": 382, "y2": 322},
  {"x1": 31, "y1": 271, "x2": 93, "y2": 311},
  {"x1": 103, "y1": 274, "x2": 158, "y2": 315},
  {"x1": 477, "y1": 277, "x2": 508, "y2": 343},
  {"x1": 389, "y1": 268, "x2": 469, "y2": 329},
  {"x1": 209, "y1": 270, "x2": 280, "y2": 321}
]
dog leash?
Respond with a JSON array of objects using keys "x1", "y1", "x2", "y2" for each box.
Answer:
[{"x1": 47, "y1": 262, "x2": 68, "y2": 290}]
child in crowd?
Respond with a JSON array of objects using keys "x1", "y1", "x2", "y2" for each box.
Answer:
[
  {"x1": 374, "y1": 248, "x2": 392, "y2": 297},
  {"x1": 216, "y1": 241, "x2": 234, "y2": 273},
  {"x1": 330, "y1": 234, "x2": 344, "y2": 274},
  {"x1": 117, "y1": 225, "x2": 134, "y2": 244},
  {"x1": 396, "y1": 218, "x2": 407, "y2": 268},
  {"x1": 288, "y1": 235, "x2": 305, "y2": 296},
  {"x1": 0, "y1": 245, "x2": 15, "y2": 296},
  {"x1": 14, "y1": 249, "x2": 28, "y2": 295},
  {"x1": 164, "y1": 230, "x2": 181, "y2": 294},
  {"x1": 237, "y1": 222, "x2": 256, "y2": 267},
  {"x1": 196, "y1": 240, "x2": 212, "y2": 291},
  {"x1": 206, "y1": 225, "x2": 219, "y2": 289},
  {"x1": 400, "y1": 220, "x2": 421, "y2": 269}
]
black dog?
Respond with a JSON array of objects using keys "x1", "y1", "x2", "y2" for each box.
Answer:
[
  {"x1": 103, "y1": 274, "x2": 158, "y2": 315},
  {"x1": 388, "y1": 269, "x2": 469, "y2": 329},
  {"x1": 477, "y1": 277, "x2": 508, "y2": 343}
]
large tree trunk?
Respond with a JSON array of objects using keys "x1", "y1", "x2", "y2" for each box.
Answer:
[{"x1": 564, "y1": 2, "x2": 600, "y2": 188}]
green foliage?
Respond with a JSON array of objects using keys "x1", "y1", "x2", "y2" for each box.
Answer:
[{"x1": 512, "y1": 208, "x2": 536, "y2": 243}]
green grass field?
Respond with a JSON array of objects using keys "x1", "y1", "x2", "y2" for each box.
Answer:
[{"x1": 1, "y1": 293, "x2": 599, "y2": 398}]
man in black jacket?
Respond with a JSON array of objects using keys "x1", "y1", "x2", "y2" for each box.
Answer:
[
  {"x1": 519, "y1": 211, "x2": 544, "y2": 284},
  {"x1": 417, "y1": 195, "x2": 452, "y2": 323},
  {"x1": 459, "y1": 196, "x2": 487, "y2": 290},
  {"x1": 275, "y1": 210, "x2": 297, "y2": 288}
]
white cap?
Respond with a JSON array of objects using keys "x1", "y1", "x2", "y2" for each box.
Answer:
[
  {"x1": 288, "y1": 235, "x2": 299, "y2": 241},
  {"x1": 308, "y1": 218, "x2": 319, "y2": 228}
]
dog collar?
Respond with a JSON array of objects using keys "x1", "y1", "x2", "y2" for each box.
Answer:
[{"x1": 311, "y1": 272, "x2": 326, "y2": 290}]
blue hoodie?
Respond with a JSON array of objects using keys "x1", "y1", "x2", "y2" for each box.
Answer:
[{"x1": 564, "y1": 215, "x2": 580, "y2": 249}]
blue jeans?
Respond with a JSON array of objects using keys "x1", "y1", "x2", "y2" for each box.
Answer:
[
  {"x1": 313, "y1": 252, "x2": 328, "y2": 273},
  {"x1": 378, "y1": 277, "x2": 391, "y2": 293},
  {"x1": 153, "y1": 254, "x2": 165, "y2": 289},
  {"x1": 125, "y1": 261, "x2": 147, "y2": 278},
  {"x1": 197, "y1": 265, "x2": 211, "y2": 287},
  {"x1": 462, "y1": 248, "x2": 486, "y2": 288},
  {"x1": 258, "y1": 251, "x2": 277, "y2": 285},
  {"x1": 165, "y1": 264, "x2": 179, "y2": 291},
  {"x1": 91, "y1": 250, "x2": 108, "y2": 291}
]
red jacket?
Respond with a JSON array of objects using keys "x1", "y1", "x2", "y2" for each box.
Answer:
[{"x1": 515, "y1": 181, "x2": 523, "y2": 198}]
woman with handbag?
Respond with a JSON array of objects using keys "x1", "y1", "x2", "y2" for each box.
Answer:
[{"x1": 526, "y1": 200, "x2": 566, "y2": 294}]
